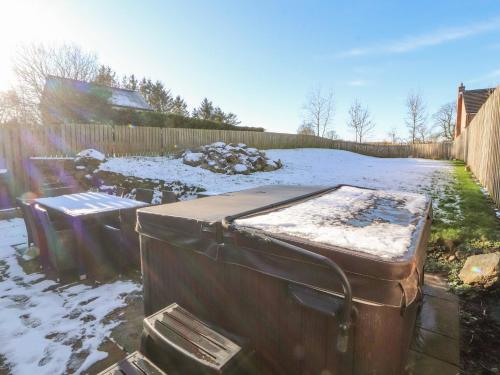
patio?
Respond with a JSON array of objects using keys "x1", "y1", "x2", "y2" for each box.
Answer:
[{"x1": 0, "y1": 183, "x2": 461, "y2": 375}]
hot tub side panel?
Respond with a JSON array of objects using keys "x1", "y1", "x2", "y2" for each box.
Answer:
[
  {"x1": 141, "y1": 235, "x2": 420, "y2": 375},
  {"x1": 141, "y1": 236, "x2": 355, "y2": 374}
]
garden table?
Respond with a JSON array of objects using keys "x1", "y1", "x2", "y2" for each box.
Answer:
[{"x1": 35, "y1": 192, "x2": 149, "y2": 279}]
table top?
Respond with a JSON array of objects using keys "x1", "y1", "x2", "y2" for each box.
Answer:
[{"x1": 35, "y1": 192, "x2": 149, "y2": 218}]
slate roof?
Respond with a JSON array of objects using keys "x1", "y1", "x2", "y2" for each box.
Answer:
[
  {"x1": 463, "y1": 88, "x2": 495, "y2": 114},
  {"x1": 43, "y1": 76, "x2": 152, "y2": 111}
]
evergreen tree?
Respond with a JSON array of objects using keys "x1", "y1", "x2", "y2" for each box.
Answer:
[
  {"x1": 222, "y1": 112, "x2": 240, "y2": 126},
  {"x1": 192, "y1": 98, "x2": 214, "y2": 120},
  {"x1": 139, "y1": 78, "x2": 173, "y2": 112},
  {"x1": 94, "y1": 65, "x2": 118, "y2": 87},
  {"x1": 122, "y1": 74, "x2": 138, "y2": 91},
  {"x1": 128, "y1": 74, "x2": 138, "y2": 91},
  {"x1": 171, "y1": 95, "x2": 189, "y2": 116}
]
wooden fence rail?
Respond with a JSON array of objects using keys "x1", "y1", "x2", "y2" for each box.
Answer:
[
  {"x1": 1, "y1": 123, "x2": 452, "y2": 196},
  {"x1": 452, "y1": 85, "x2": 500, "y2": 208}
]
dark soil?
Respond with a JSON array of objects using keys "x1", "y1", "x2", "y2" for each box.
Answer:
[{"x1": 459, "y1": 288, "x2": 500, "y2": 374}]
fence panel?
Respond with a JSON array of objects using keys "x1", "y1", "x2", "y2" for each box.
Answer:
[{"x1": 452, "y1": 85, "x2": 500, "y2": 208}]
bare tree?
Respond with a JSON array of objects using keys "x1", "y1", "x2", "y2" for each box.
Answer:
[
  {"x1": 405, "y1": 92, "x2": 427, "y2": 143},
  {"x1": 433, "y1": 102, "x2": 456, "y2": 141},
  {"x1": 347, "y1": 100, "x2": 375, "y2": 143},
  {"x1": 297, "y1": 121, "x2": 315, "y2": 135},
  {"x1": 302, "y1": 87, "x2": 334, "y2": 137},
  {"x1": 325, "y1": 129, "x2": 339, "y2": 140},
  {"x1": 387, "y1": 128, "x2": 400, "y2": 144},
  {"x1": 13, "y1": 43, "x2": 99, "y2": 119},
  {"x1": 0, "y1": 89, "x2": 32, "y2": 124}
]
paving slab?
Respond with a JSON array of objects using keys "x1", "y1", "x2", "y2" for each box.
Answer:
[
  {"x1": 406, "y1": 350, "x2": 460, "y2": 375},
  {"x1": 417, "y1": 294, "x2": 459, "y2": 340},
  {"x1": 411, "y1": 327, "x2": 459, "y2": 366},
  {"x1": 422, "y1": 273, "x2": 458, "y2": 302},
  {"x1": 407, "y1": 273, "x2": 460, "y2": 374}
]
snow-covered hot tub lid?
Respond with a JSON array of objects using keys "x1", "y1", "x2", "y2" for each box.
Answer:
[{"x1": 234, "y1": 185, "x2": 430, "y2": 259}]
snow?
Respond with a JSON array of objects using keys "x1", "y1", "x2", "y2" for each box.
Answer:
[
  {"x1": 210, "y1": 142, "x2": 226, "y2": 148},
  {"x1": 75, "y1": 166, "x2": 86, "y2": 170},
  {"x1": 99, "y1": 148, "x2": 452, "y2": 195},
  {"x1": 35, "y1": 192, "x2": 146, "y2": 216},
  {"x1": 0, "y1": 218, "x2": 140, "y2": 374},
  {"x1": 234, "y1": 186, "x2": 429, "y2": 259},
  {"x1": 183, "y1": 152, "x2": 204, "y2": 163},
  {"x1": 233, "y1": 164, "x2": 248, "y2": 173},
  {"x1": 76, "y1": 149, "x2": 105, "y2": 161},
  {"x1": 0, "y1": 168, "x2": 7, "y2": 174}
]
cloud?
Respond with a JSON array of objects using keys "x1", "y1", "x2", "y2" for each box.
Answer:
[
  {"x1": 347, "y1": 79, "x2": 369, "y2": 87},
  {"x1": 467, "y1": 69, "x2": 500, "y2": 85},
  {"x1": 337, "y1": 17, "x2": 500, "y2": 58}
]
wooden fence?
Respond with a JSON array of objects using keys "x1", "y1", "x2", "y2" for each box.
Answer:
[
  {"x1": 452, "y1": 85, "x2": 500, "y2": 208},
  {"x1": 1, "y1": 123, "x2": 451, "y2": 195}
]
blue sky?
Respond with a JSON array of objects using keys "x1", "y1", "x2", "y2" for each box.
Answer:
[{"x1": 1, "y1": 0, "x2": 499, "y2": 140}]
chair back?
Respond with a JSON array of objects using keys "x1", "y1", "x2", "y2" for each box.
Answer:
[
  {"x1": 42, "y1": 185, "x2": 79, "y2": 197},
  {"x1": 161, "y1": 191, "x2": 179, "y2": 204},
  {"x1": 16, "y1": 198, "x2": 36, "y2": 246},
  {"x1": 115, "y1": 186, "x2": 126, "y2": 197},
  {"x1": 135, "y1": 188, "x2": 154, "y2": 203},
  {"x1": 33, "y1": 204, "x2": 77, "y2": 272}
]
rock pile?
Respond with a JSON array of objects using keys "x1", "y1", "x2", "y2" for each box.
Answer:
[
  {"x1": 182, "y1": 142, "x2": 282, "y2": 174},
  {"x1": 74, "y1": 149, "x2": 106, "y2": 170}
]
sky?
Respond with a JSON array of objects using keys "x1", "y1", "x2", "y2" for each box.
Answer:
[{"x1": 0, "y1": 0, "x2": 499, "y2": 140}]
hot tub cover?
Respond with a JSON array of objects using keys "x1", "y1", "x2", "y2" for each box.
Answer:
[{"x1": 234, "y1": 186, "x2": 429, "y2": 259}]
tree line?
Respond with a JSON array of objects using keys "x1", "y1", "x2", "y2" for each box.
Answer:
[
  {"x1": 0, "y1": 43, "x2": 251, "y2": 130},
  {"x1": 297, "y1": 87, "x2": 456, "y2": 143}
]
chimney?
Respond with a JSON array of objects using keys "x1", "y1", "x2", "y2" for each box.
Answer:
[{"x1": 455, "y1": 83, "x2": 465, "y2": 138}]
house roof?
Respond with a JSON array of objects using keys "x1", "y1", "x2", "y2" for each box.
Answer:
[
  {"x1": 43, "y1": 75, "x2": 152, "y2": 111},
  {"x1": 463, "y1": 88, "x2": 495, "y2": 114}
]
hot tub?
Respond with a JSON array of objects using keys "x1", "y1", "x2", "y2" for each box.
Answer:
[{"x1": 137, "y1": 185, "x2": 432, "y2": 374}]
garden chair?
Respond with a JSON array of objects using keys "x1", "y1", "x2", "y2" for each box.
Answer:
[
  {"x1": 100, "y1": 223, "x2": 128, "y2": 273},
  {"x1": 16, "y1": 198, "x2": 36, "y2": 247},
  {"x1": 32, "y1": 204, "x2": 78, "y2": 274},
  {"x1": 115, "y1": 186, "x2": 126, "y2": 197},
  {"x1": 135, "y1": 188, "x2": 154, "y2": 203},
  {"x1": 161, "y1": 190, "x2": 178, "y2": 204},
  {"x1": 42, "y1": 184, "x2": 80, "y2": 197}
]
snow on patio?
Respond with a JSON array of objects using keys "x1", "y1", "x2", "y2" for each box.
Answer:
[
  {"x1": 0, "y1": 218, "x2": 140, "y2": 375},
  {"x1": 99, "y1": 148, "x2": 452, "y2": 195}
]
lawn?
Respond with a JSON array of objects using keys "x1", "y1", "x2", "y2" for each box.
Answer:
[
  {"x1": 423, "y1": 160, "x2": 500, "y2": 374},
  {"x1": 425, "y1": 160, "x2": 500, "y2": 287},
  {"x1": 99, "y1": 148, "x2": 452, "y2": 195}
]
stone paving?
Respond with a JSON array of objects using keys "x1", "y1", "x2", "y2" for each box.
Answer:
[{"x1": 406, "y1": 273, "x2": 460, "y2": 375}]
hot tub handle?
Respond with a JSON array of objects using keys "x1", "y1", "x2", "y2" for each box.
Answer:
[{"x1": 252, "y1": 234, "x2": 353, "y2": 354}]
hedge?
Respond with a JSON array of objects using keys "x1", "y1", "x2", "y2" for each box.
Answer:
[{"x1": 110, "y1": 109, "x2": 264, "y2": 132}]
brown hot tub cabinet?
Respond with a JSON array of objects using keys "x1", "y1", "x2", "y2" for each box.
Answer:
[{"x1": 137, "y1": 185, "x2": 432, "y2": 375}]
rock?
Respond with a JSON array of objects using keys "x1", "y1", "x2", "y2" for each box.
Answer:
[
  {"x1": 181, "y1": 142, "x2": 282, "y2": 175},
  {"x1": 448, "y1": 255, "x2": 456, "y2": 262},
  {"x1": 182, "y1": 151, "x2": 204, "y2": 167},
  {"x1": 459, "y1": 252, "x2": 500, "y2": 287}
]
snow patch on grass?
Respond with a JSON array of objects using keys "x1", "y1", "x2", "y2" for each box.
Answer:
[{"x1": 99, "y1": 148, "x2": 452, "y2": 196}]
